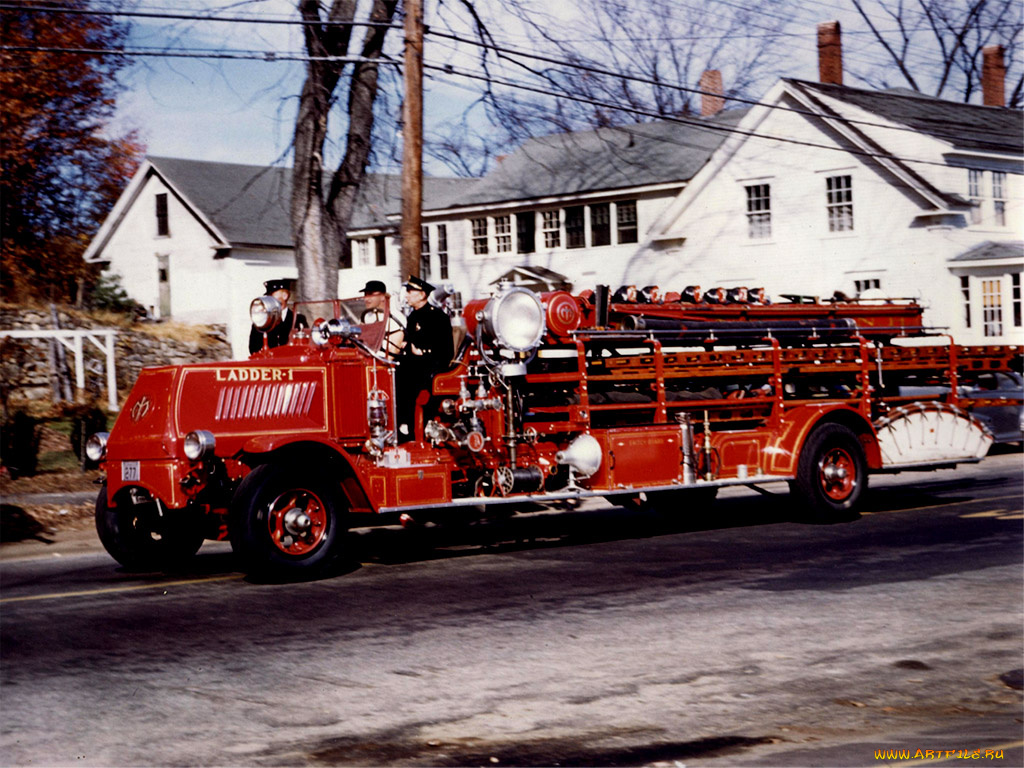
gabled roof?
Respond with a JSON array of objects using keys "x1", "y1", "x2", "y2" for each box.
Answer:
[
  {"x1": 88, "y1": 157, "x2": 470, "y2": 256},
  {"x1": 784, "y1": 79, "x2": 1023, "y2": 155},
  {"x1": 442, "y1": 109, "x2": 750, "y2": 209}
]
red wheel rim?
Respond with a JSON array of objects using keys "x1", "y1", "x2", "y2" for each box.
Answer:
[
  {"x1": 266, "y1": 489, "x2": 328, "y2": 556},
  {"x1": 818, "y1": 447, "x2": 857, "y2": 501}
]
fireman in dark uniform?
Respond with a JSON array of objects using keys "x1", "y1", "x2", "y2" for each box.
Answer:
[
  {"x1": 248, "y1": 278, "x2": 307, "y2": 354},
  {"x1": 396, "y1": 275, "x2": 453, "y2": 439}
]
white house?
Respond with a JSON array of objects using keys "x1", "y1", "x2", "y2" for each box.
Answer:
[
  {"x1": 642, "y1": 76, "x2": 1023, "y2": 344},
  {"x1": 83, "y1": 158, "x2": 469, "y2": 357}
]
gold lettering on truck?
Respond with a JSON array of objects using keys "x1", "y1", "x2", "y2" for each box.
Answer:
[{"x1": 216, "y1": 368, "x2": 294, "y2": 382}]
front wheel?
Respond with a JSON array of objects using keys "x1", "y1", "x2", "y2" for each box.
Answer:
[
  {"x1": 95, "y1": 484, "x2": 205, "y2": 571},
  {"x1": 791, "y1": 423, "x2": 867, "y2": 520},
  {"x1": 229, "y1": 464, "x2": 348, "y2": 580}
]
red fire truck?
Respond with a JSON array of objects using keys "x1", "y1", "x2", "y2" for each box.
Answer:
[{"x1": 87, "y1": 284, "x2": 1022, "y2": 578}]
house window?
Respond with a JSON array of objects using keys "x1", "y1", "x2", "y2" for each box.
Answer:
[
  {"x1": 542, "y1": 210, "x2": 560, "y2": 248},
  {"x1": 1012, "y1": 272, "x2": 1021, "y2": 327},
  {"x1": 437, "y1": 224, "x2": 449, "y2": 280},
  {"x1": 590, "y1": 203, "x2": 611, "y2": 247},
  {"x1": 155, "y1": 193, "x2": 169, "y2": 237},
  {"x1": 745, "y1": 184, "x2": 771, "y2": 239},
  {"x1": 826, "y1": 175, "x2": 853, "y2": 232},
  {"x1": 616, "y1": 200, "x2": 638, "y2": 244},
  {"x1": 854, "y1": 278, "x2": 880, "y2": 295},
  {"x1": 968, "y1": 169, "x2": 983, "y2": 224},
  {"x1": 352, "y1": 238, "x2": 371, "y2": 268},
  {"x1": 565, "y1": 206, "x2": 585, "y2": 249},
  {"x1": 471, "y1": 217, "x2": 489, "y2": 255},
  {"x1": 420, "y1": 225, "x2": 430, "y2": 279},
  {"x1": 374, "y1": 235, "x2": 386, "y2": 267},
  {"x1": 982, "y1": 278, "x2": 1003, "y2": 337},
  {"x1": 993, "y1": 171, "x2": 1007, "y2": 227},
  {"x1": 961, "y1": 276, "x2": 971, "y2": 328},
  {"x1": 516, "y1": 212, "x2": 535, "y2": 254},
  {"x1": 495, "y1": 215, "x2": 512, "y2": 253}
]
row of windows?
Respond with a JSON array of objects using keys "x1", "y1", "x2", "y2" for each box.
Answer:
[
  {"x1": 469, "y1": 201, "x2": 638, "y2": 256},
  {"x1": 961, "y1": 273, "x2": 1022, "y2": 337},
  {"x1": 744, "y1": 176, "x2": 853, "y2": 239}
]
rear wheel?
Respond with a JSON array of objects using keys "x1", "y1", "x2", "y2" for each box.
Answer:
[
  {"x1": 791, "y1": 423, "x2": 867, "y2": 520},
  {"x1": 229, "y1": 464, "x2": 348, "y2": 579},
  {"x1": 95, "y1": 484, "x2": 205, "y2": 571}
]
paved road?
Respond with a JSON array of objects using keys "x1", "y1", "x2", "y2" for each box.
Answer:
[{"x1": 1, "y1": 453, "x2": 1021, "y2": 767}]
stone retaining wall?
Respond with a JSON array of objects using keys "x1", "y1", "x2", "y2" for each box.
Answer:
[{"x1": 0, "y1": 307, "x2": 232, "y2": 410}]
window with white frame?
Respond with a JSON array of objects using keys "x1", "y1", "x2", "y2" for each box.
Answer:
[
  {"x1": 982, "y1": 277, "x2": 1003, "y2": 337},
  {"x1": 968, "y1": 169, "x2": 983, "y2": 225},
  {"x1": 420, "y1": 225, "x2": 430, "y2": 279},
  {"x1": 471, "y1": 217, "x2": 488, "y2": 255},
  {"x1": 992, "y1": 171, "x2": 1007, "y2": 227},
  {"x1": 437, "y1": 224, "x2": 449, "y2": 280},
  {"x1": 542, "y1": 210, "x2": 560, "y2": 248},
  {"x1": 356, "y1": 238, "x2": 371, "y2": 267},
  {"x1": 961, "y1": 276, "x2": 971, "y2": 328},
  {"x1": 375, "y1": 235, "x2": 386, "y2": 266},
  {"x1": 745, "y1": 184, "x2": 771, "y2": 239},
  {"x1": 516, "y1": 212, "x2": 535, "y2": 254},
  {"x1": 826, "y1": 175, "x2": 853, "y2": 232},
  {"x1": 565, "y1": 206, "x2": 585, "y2": 249},
  {"x1": 616, "y1": 200, "x2": 638, "y2": 244},
  {"x1": 590, "y1": 203, "x2": 611, "y2": 246},
  {"x1": 495, "y1": 215, "x2": 512, "y2": 253},
  {"x1": 854, "y1": 278, "x2": 880, "y2": 295}
]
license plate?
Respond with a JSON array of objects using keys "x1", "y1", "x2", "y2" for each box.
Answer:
[{"x1": 121, "y1": 461, "x2": 140, "y2": 482}]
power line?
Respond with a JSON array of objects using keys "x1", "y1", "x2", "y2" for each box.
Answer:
[
  {"x1": 0, "y1": 44, "x2": 397, "y2": 64},
  {"x1": 423, "y1": 59, "x2": 1019, "y2": 175},
  {"x1": 0, "y1": 2, "x2": 400, "y2": 27}
]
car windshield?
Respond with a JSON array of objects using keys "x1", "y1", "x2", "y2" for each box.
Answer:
[{"x1": 294, "y1": 296, "x2": 394, "y2": 351}]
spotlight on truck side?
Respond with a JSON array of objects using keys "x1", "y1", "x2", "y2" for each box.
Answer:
[{"x1": 478, "y1": 285, "x2": 546, "y2": 354}]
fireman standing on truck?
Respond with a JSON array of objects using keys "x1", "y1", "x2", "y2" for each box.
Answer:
[
  {"x1": 396, "y1": 275, "x2": 453, "y2": 439},
  {"x1": 248, "y1": 278, "x2": 307, "y2": 354}
]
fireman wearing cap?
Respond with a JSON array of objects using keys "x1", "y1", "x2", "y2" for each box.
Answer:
[
  {"x1": 396, "y1": 275, "x2": 453, "y2": 439},
  {"x1": 248, "y1": 278, "x2": 307, "y2": 354},
  {"x1": 359, "y1": 280, "x2": 405, "y2": 358}
]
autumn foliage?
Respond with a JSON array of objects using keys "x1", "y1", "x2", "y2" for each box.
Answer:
[{"x1": 1, "y1": 1, "x2": 144, "y2": 304}]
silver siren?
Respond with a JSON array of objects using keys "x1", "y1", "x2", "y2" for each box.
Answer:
[{"x1": 555, "y1": 433, "x2": 603, "y2": 478}]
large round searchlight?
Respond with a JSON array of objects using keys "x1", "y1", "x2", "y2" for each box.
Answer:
[
  {"x1": 478, "y1": 286, "x2": 546, "y2": 353},
  {"x1": 249, "y1": 295, "x2": 282, "y2": 332}
]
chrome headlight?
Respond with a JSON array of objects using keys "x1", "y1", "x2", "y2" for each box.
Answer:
[
  {"x1": 249, "y1": 296, "x2": 282, "y2": 332},
  {"x1": 85, "y1": 432, "x2": 109, "y2": 462},
  {"x1": 183, "y1": 430, "x2": 216, "y2": 461},
  {"x1": 479, "y1": 286, "x2": 545, "y2": 353}
]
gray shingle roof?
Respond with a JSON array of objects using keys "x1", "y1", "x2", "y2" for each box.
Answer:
[
  {"x1": 949, "y1": 240, "x2": 1024, "y2": 262},
  {"x1": 441, "y1": 109, "x2": 749, "y2": 209},
  {"x1": 146, "y1": 157, "x2": 468, "y2": 247},
  {"x1": 785, "y1": 79, "x2": 1024, "y2": 154}
]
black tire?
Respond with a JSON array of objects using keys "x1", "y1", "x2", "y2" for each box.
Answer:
[
  {"x1": 791, "y1": 423, "x2": 867, "y2": 520},
  {"x1": 95, "y1": 484, "x2": 205, "y2": 571},
  {"x1": 229, "y1": 464, "x2": 348, "y2": 580}
]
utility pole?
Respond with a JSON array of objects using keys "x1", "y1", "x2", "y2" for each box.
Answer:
[{"x1": 400, "y1": 0, "x2": 424, "y2": 281}]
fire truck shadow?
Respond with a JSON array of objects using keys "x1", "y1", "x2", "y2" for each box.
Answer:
[{"x1": 350, "y1": 494, "x2": 809, "y2": 565}]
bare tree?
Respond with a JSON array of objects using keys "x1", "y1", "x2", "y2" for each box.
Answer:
[
  {"x1": 849, "y1": 0, "x2": 1022, "y2": 106},
  {"x1": 423, "y1": 0, "x2": 788, "y2": 175},
  {"x1": 291, "y1": 0, "x2": 399, "y2": 301}
]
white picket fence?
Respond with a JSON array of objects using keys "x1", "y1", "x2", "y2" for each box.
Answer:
[{"x1": 0, "y1": 329, "x2": 119, "y2": 411}]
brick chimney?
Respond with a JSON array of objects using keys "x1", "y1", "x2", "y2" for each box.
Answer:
[
  {"x1": 982, "y1": 45, "x2": 1006, "y2": 107},
  {"x1": 699, "y1": 69, "x2": 724, "y2": 116},
  {"x1": 817, "y1": 21, "x2": 843, "y2": 85}
]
